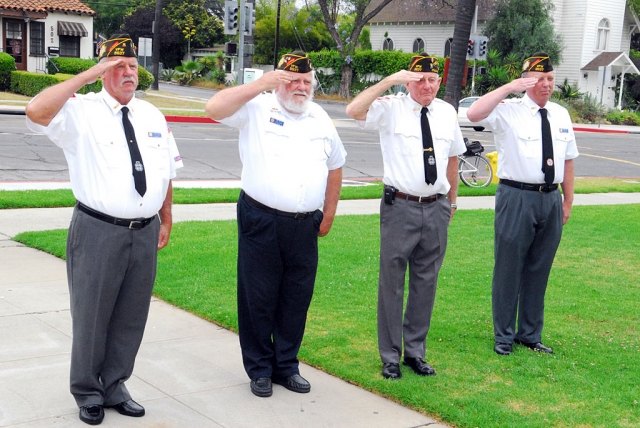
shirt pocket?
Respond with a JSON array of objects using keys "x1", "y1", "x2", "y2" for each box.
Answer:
[
  {"x1": 430, "y1": 127, "x2": 455, "y2": 160},
  {"x1": 515, "y1": 127, "x2": 542, "y2": 159},
  {"x1": 553, "y1": 133, "x2": 571, "y2": 161},
  {"x1": 262, "y1": 123, "x2": 291, "y2": 157},
  {"x1": 393, "y1": 119, "x2": 422, "y2": 157},
  {"x1": 94, "y1": 136, "x2": 128, "y2": 170},
  {"x1": 140, "y1": 131, "x2": 170, "y2": 172}
]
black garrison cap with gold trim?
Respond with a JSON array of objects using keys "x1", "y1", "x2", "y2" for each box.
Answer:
[
  {"x1": 276, "y1": 51, "x2": 312, "y2": 73},
  {"x1": 522, "y1": 52, "x2": 553, "y2": 74},
  {"x1": 98, "y1": 34, "x2": 137, "y2": 61},
  {"x1": 409, "y1": 53, "x2": 439, "y2": 73}
]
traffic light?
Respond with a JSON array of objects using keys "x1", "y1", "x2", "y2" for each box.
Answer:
[
  {"x1": 244, "y1": 3, "x2": 256, "y2": 36},
  {"x1": 466, "y1": 37, "x2": 476, "y2": 59},
  {"x1": 477, "y1": 36, "x2": 488, "y2": 60},
  {"x1": 224, "y1": 0, "x2": 238, "y2": 35},
  {"x1": 224, "y1": 41, "x2": 237, "y2": 56}
]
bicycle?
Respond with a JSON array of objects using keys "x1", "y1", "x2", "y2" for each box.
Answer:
[{"x1": 458, "y1": 139, "x2": 493, "y2": 188}]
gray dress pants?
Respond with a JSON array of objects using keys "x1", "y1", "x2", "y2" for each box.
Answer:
[
  {"x1": 377, "y1": 195, "x2": 450, "y2": 364},
  {"x1": 492, "y1": 184, "x2": 563, "y2": 344},
  {"x1": 66, "y1": 207, "x2": 159, "y2": 407}
]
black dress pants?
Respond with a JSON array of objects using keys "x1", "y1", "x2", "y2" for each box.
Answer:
[{"x1": 236, "y1": 193, "x2": 323, "y2": 380}]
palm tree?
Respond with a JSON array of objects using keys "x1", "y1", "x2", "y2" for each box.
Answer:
[{"x1": 444, "y1": 0, "x2": 477, "y2": 110}]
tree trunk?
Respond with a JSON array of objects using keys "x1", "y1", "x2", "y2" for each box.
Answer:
[
  {"x1": 339, "y1": 64, "x2": 353, "y2": 99},
  {"x1": 151, "y1": 0, "x2": 163, "y2": 91},
  {"x1": 444, "y1": 0, "x2": 477, "y2": 110}
]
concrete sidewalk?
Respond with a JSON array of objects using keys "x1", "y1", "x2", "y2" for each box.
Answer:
[{"x1": 2, "y1": 194, "x2": 640, "y2": 427}]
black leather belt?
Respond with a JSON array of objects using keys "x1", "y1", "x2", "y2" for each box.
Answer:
[
  {"x1": 395, "y1": 191, "x2": 443, "y2": 203},
  {"x1": 500, "y1": 179, "x2": 558, "y2": 193},
  {"x1": 241, "y1": 191, "x2": 314, "y2": 219},
  {"x1": 77, "y1": 202, "x2": 156, "y2": 230}
]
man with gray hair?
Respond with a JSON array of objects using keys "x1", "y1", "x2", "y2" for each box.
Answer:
[
  {"x1": 205, "y1": 51, "x2": 346, "y2": 398},
  {"x1": 26, "y1": 34, "x2": 182, "y2": 425},
  {"x1": 467, "y1": 52, "x2": 579, "y2": 356}
]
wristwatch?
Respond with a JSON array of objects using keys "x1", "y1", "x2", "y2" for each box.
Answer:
[{"x1": 450, "y1": 203, "x2": 458, "y2": 210}]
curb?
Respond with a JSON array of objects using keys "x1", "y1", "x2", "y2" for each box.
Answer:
[
  {"x1": 164, "y1": 115, "x2": 218, "y2": 124},
  {"x1": 573, "y1": 126, "x2": 629, "y2": 134}
]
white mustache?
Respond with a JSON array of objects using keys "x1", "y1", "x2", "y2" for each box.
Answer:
[{"x1": 121, "y1": 77, "x2": 136, "y2": 85}]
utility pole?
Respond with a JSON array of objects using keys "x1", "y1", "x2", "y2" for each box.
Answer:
[{"x1": 151, "y1": 0, "x2": 163, "y2": 90}]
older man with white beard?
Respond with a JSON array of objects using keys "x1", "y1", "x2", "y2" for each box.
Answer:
[{"x1": 205, "y1": 51, "x2": 346, "y2": 398}]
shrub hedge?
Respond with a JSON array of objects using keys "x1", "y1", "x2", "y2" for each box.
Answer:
[
  {"x1": 0, "y1": 52, "x2": 16, "y2": 91},
  {"x1": 46, "y1": 57, "x2": 154, "y2": 91},
  {"x1": 10, "y1": 71, "x2": 102, "y2": 97}
]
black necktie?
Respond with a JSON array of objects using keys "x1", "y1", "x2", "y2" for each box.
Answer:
[
  {"x1": 539, "y1": 108, "x2": 554, "y2": 186},
  {"x1": 420, "y1": 107, "x2": 437, "y2": 185},
  {"x1": 121, "y1": 107, "x2": 147, "y2": 197}
]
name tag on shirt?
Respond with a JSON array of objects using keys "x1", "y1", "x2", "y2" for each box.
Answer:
[
  {"x1": 148, "y1": 132, "x2": 162, "y2": 138},
  {"x1": 270, "y1": 117, "x2": 284, "y2": 126},
  {"x1": 559, "y1": 128, "x2": 569, "y2": 133}
]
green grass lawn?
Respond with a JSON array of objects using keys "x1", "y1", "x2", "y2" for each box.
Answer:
[
  {"x1": 1, "y1": 177, "x2": 639, "y2": 209},
  {"x1": 14, "y1": 205, "x2": 640, "y2": 428}
]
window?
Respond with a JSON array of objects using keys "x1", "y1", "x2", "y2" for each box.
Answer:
[
  {"x1": 30, "y1": 22, "x2": 45, "y2": 55},
  {"x1": 595, "y1": 18, "x2": 610, "y2": 51},
  {"x1": 444, "y1": 38, "x2": 453, "y2": 57},
  {"x1": 60, "y1": 36, "x2": 80, "y2": 57},
  {"x1": 413, "y1": 38, "x2": 425, "y2": 53},
  {"x1": 382, "y1": 38, "x2": 394, "y2": 51}
]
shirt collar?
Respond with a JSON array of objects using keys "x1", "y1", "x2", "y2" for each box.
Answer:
[
  {"x1": 410, "y1": 96, "x2": 436, "y2": 116},
  {"x1": 101, "y1": 88, "x2": 137, "y2": 115},
  {"x1": 522, "y1": 93, "x2": 548, "y2": 116}
]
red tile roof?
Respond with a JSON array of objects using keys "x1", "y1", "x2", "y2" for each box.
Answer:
[{"x1": 0, "y1": 0, "x2": 95, "y2": 16}]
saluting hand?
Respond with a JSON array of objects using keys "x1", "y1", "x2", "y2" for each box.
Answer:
[{"x1": 507, "y1": 77, "x2": 539, "y2": 94}]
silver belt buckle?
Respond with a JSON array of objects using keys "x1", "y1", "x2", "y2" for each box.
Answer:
[{"x1": 129, "y1": 220, "x2": 143, "y2": 229}]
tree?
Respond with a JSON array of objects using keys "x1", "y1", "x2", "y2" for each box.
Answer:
[
  {"x1": 315, "y1": 0, "x2": 397, "y2": 98},
  {"x1": 122, "y1": 6, "x2": 185, "y2": 68},
  {"x1": 443, "y1": 0, "x2": 476, "y2": 110},
  {"x1": 482, "y1": 0, "x2": 563, "y2": 64},
  {"x1": 164, "y1": 0, "x2": 224, "y2": 49},
  {"x1": 253, "y1": 0, "x2": 334, "y2": 65},
  {"x1": 92, "y1": 0, "x2": 142, "y2": 37}
]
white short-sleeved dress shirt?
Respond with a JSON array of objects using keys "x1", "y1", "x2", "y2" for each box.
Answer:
[
  {"x1": 26, "y1": 89, "x2": 183, "y2": 218},
  {"x1": 220, "y1": 92, "x2": 346, "y2": 213},
  {"x1": 357, "y1": 93, "x2": 466, "y2": 197},
  {"x1": 485, "y1": 94, "x2": 579, "y2": 183}
]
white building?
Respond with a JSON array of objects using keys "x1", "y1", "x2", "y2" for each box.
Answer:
[
  {"x1": 0, "y1": 0, "x2": 95, "y2": 73},
  {"x1": 366, "y1": 0, "x2": 640, "y2": 108}
]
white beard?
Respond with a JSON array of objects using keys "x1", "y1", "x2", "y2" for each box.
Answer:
[{"x1": 277, "y1": 91, "x2": 313, "y2": 114}]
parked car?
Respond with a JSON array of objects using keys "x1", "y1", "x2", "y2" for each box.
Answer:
[{"x1": 457, "y1": 96, "x2": 489, "y2": 132}]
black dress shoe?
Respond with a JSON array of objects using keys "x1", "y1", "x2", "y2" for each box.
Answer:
[
  {"x1": 250, "y1": 376, "x2": 273, "y2": 397},
  {"x1": 272, "y1": 374, "x2": 310, "y2": 393},
  {"x1": 381, "y1": 362, "x2": 402, "y2": 379},
  {"x1": 105, "y1": 399, "x2": 145, "y2": 417},
  {"x1": 515, "y1": 339, "x2": 553, "y2": 354},
  {"x1": 494, "y1": 342, "x2": 513, "y2": 355},
  {"x1": 79, "y1": 405, "x2": 104, "y2": 425},
  {"x1": 403, "y1": 357, "x2": 436, "y2": 376}
]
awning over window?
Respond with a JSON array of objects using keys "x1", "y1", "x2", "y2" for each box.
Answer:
[{"x1": 58, "y1": 21, "x2": 88, "y2": 37}]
